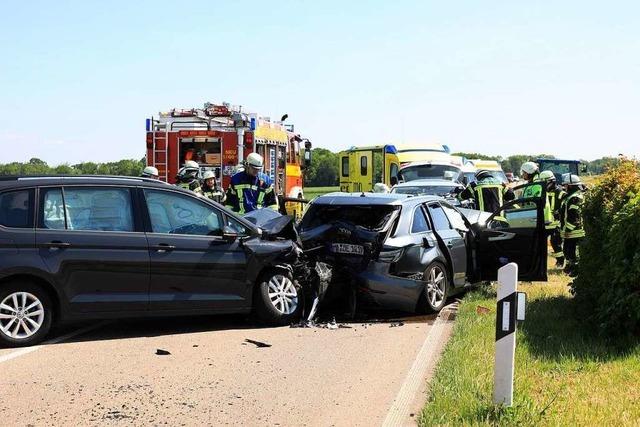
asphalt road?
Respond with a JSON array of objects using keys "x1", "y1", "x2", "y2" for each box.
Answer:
[{"x1": 0, "y1": 308, "x2": 456, "y2": 426}]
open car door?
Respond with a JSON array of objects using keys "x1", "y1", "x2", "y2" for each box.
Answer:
[{"x1": 474, "y1": 182, "x2": 548, "y2": 281}]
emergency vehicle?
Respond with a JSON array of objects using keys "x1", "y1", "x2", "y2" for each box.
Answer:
[
  {"x1": 394, "y1": 142, "x2": 451, "y2": 166},
  {"x1": 338, "y1": 145, "x2": 400, "y2": 192},
  {"x1": 145, "y1": 102, "x2": 312, "y2": 213}
]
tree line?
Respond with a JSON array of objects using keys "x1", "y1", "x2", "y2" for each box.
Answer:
[{"x1": 0, "y1": 152, "x2": 624, "y2": 187}]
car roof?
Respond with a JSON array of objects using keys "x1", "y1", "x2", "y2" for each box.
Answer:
[
  {"x1": 311, "y1": 192, "x2": 441, "y2": 206},
  {"x1": 0, "y1": 175, "x2": 174, "y2": 190},
  {"x1": 394, "y1": 179, "x2": 463, "y2": 187}
]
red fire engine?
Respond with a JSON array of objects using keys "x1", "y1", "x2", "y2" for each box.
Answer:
[{"x1": 145, "y1": 102, "x2": 312, "y2": 210}]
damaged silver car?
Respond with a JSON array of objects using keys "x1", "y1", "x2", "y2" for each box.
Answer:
[{"x1": 296, "y1": 183, "x2": 548, "y2": 315}]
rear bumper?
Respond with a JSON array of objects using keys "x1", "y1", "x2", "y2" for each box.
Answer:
[{"x1": 354, "y1": 262, "x2": 425, "y2": 313}]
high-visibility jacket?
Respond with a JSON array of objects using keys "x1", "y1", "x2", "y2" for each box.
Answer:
[
  {"x1": 459, "y1": 177, "x2": 514, "y2": 213},
  {"x1": 225, "y1": 171, "x2": 278, "y2": 214},
  {"x1": 176, "y1": 178, "x2": 203, "y2": 196},
  {"x1": 202, "y1": 184, "x2": 225, "y2": 204},
  {"x1": 522, "y1": 174, "x2": 542, "y2": 199},
  {"x1": 560, "y1": 190, "x2": 585, "y2": 239},
  {"x1": 546, "y1": 187, "x2": 565, "y2": 229}
]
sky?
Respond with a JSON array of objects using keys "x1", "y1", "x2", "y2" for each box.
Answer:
[{"x1": 0, "y1": 1, "x2": 639, "y2": 165}]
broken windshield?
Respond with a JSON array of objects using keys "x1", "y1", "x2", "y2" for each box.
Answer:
[{"x1": 299, "y1": 204, "x2": 399, "y2": 232}]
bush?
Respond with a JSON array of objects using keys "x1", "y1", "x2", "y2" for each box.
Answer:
[{"x1": 571, "y1": 160, "x2": 640, "y2": 338}]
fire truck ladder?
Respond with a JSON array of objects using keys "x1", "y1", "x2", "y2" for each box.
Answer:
[{"x1": 152, "y1": 130, "x2": 169, "y2": 182}]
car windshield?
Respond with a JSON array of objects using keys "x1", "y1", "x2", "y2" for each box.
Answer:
[
  {"x1": 300, "y1": 204, "x2": 398, "y2": 231},
  {"x1": 392, "y1": 185, "x2": 458, "y2": 196},
  {"x1": 398, "y1": 164, "x2": 462, "y2": 182}
]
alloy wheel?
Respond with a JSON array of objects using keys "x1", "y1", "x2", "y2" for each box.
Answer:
[
  {"x1": 0, "y1": 292, "x2": 45, "y2": 340},
  {"x1": 267, "y1": 275, "x2": 299, "y2": 315},
  {"x1": 426, "y1": 266, "x2": 446, "y2": 308}
]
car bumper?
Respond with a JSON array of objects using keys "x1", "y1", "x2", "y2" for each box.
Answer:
[{"x1": 354, "y1": 262, "x2": 425, "y2": 313}]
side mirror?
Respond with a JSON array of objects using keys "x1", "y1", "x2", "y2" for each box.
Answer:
[
  {"x1": 581, "y1": 164, "x2": 588, "y2": 173},
  {"x1": 390, "y1": 176, "x2": 398, "y2": 186},
  {"x1": 303, "y1": 150, "x2": 312, "y2": 168},
  {"x1": 222, "y1": 225, "x2": 239, "y2": 243}
]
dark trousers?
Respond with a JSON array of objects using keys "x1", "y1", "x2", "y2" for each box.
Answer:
[
  {"x1": 563, "y1": 237, "x2": 582, "y2": 274},
  {"x1": 550, "y1": 228, "x2": 564, "y2": 265}
]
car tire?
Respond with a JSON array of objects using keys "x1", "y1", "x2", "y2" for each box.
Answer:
[
  {"x1": 0, "y1": 281, "x2": 53, "y2": 347},
  {"x1": 254, "y1": 270, "x2": 303, "y2": 325},
  {"x1": 422, "y1": 262, "x2": 449, "y2": 313}
]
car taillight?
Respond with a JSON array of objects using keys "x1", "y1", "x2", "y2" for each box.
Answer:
[{"x1": 377, "y1": 247, "x2": 404, "y2": 263}]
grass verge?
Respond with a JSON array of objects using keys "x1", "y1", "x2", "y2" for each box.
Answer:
[
  {"x1": 304, "y1": 186, "x2": 339, "y2": 200},
  {"x1": 420, "y1": 268, "x2": 640, "y2": 426}
]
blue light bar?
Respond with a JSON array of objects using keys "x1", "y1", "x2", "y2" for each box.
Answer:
[
  {"x1": 145, "y1": 118, "x2": 151, "y2": 132},
  {"x1": 385, "y1": 145, "x2": 398, "y2": 154}
]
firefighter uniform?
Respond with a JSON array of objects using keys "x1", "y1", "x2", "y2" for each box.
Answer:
[
  {"x1": 458, "y1": 173, "x2": 515, "y2": 213},
  {"x1": 549, "y1": 187, "x2": 566, "y2": 265},
  {"x1": 225, "y1": 171, "x2": 278, "y2": 214},
  {"x1": 560, "y1": 185, "x2": 585, "y2": 276},
  {"x1": 177, "y1": 179, "x2": 203, "y2": 196}
]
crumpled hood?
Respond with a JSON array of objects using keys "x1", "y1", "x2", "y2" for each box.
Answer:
[{"x1": 243, "y1": 209, "x2": 298, "y2": 242}]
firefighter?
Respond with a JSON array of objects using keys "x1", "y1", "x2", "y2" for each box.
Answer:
[
  {"x1": 539, "y1": 170, "x2": 565, "y2": 266},
  {"x1": 458, "y1": 170, "x2": 515, "y2": 213},
  {"x1": 560, "y1": 174, "x2": 585, "y2": 276},
  {"x1": 201, "y1": 170, "x2": 225, "y2": 204},
  {"x1": 141, "y1": 166, "x2": 159, "y2": 179},
  {"x1": 225, "y1": 153, "x2": 278, "y2": 214},
  {"x1": 176, "y1": 160, "x2": 203, "y2": 196},
  {"x1": 521, "y1": 161, "x2": 543, "y2": 198}
]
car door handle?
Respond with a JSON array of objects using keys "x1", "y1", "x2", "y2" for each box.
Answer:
[
  {"x1": 488, "y1": 231, "x2": 516, "y2": 242},
  {"x1": 447, "y1": 241, "x2": 454, "y2": 248},
  {"x1": 43, "y1": 241, "x2": 71, "y2": 249},
  {"x1": 151, "y1": 244, "x2": 176, "y2": 252}
]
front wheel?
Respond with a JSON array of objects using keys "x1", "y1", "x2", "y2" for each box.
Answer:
[
  {"x1": 254, "y1": 271, "x2": 303, "y2": 325},
  {"x1": 423, "y1": 262, "x2": 449, "y2": 313},
  {"x1": 0, "y1": 282, "x2": 53, "y2": 347}
]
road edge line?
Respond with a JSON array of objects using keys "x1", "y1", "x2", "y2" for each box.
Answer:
[{"x1": 382, "y1": 310, "x2": 453, "y2": 427}]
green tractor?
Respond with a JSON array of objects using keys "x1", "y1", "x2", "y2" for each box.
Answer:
[{"x1": 536, "y1": 158, "x2": 588, "y2": 182}]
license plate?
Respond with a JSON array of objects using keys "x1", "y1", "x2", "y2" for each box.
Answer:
[{"x1": 331, "y1": 243, "x2": 364, "y2": 255}]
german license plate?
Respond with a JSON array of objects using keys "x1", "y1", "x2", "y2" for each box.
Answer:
[{"x1": 331, "y1": 243, "x2": 364, "y2": 255}]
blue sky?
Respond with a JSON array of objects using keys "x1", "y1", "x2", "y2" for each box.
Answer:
[{"x1": 1, "y1": 1, "x2": 639, "y2": 164}]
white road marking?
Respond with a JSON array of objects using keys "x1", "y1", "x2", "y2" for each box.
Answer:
[
  {"x1": 382, "y1": 312, "x2": 452, "y2": 427},
  {"x1": 0, "y1": 321, "x2": 109, "y2": 365}
]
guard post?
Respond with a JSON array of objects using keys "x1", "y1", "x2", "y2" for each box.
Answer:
[{"x1": 493, "y1": 262, "x2": 526, "y2": 406}]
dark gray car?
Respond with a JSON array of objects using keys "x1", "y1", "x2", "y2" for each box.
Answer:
[{"x1": 298, "y1": 188, "x2": 548, "y2": 314}]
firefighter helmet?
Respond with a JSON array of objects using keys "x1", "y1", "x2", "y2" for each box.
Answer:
[
  {"x1": 520, "y1": 161, "x2": 539, "y2": 176},
  {"x1": 141, "y1": 166, "x2": 159, "y2": 178},
  {"x1": 539, "y1": 170, "x2": 556, "y2": 182},
  {"x1": 475, "y1": 169, "x2": 493, "y2": 181},
  {"x1": 202, "y1": 170, "x2": 216, "y2": 180},
  {"x1": 562, "y1": 174, "x2": 582, "y2": 186},
  {"x1": 246, "y1": 153, "x2": 264, "y2": 169}
]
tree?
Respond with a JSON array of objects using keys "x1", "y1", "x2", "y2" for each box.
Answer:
[{"x1": 303, "y1": 148, "x2": 339, "y2": 187}]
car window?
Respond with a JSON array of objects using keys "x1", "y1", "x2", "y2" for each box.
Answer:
[
  {"x1": 144, "y1": 189, "x2": 223, "y2": 236},
  {"x1": 428, "y1": 204, "x2": 452, "y2": 231},
  {"x1": 411, "y1": 206, "x2": 431, "y2": 233},
  {"x1": 441, "y1": 204, "x2": 468, "y2": 231},
  {"x1": 41, "y1": 188, "x2": 66, "y2": 230},
  {"x1": 0, "y1": 189, "x2": 34, "y2": 229},
  {"x1": 56, "y1": 187, "x2": 134, "y2": 232},
  {"x1": 226, "y1": 216, "x2": 249, "y2": 236}
]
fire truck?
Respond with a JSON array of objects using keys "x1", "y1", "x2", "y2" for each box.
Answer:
[{"x1": 145, "y1": 102, "x2": 312, "y2": 214}]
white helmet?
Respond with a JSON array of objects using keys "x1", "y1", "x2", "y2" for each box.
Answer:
[
  {"x1": 202, "y1": 170, "x2": 216, "y2": 180},
  {"x1": 246, "y1": 152, "x2": 264, "y2": 169},
  {"x1": 184, "y1": 160, "x2": 199, "y2": 170},
  {"x1": 562, "y1": 174, "x2": 582, "y2": 185},
  {"x1": 141, "y1": 166, "x2": 159, "y2": 178},
  {"x1": 520, "y1": 161, "x2": 539, "y2": 175}
]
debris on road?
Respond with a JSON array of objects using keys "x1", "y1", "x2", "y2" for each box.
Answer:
[
  {"x1": 389, "y1": 321, "x2": 405, "y2": 328},
  {"x1": 155, "y1": 349, "x2": 171, "y2": 356},
  {"x1": 244, "y1": 339, "x2": 272, "y2": 348}
]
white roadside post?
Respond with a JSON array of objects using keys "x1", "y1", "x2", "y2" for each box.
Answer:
[{"x1": 493, "y1": 262, "x2": 526, "y2": 406}]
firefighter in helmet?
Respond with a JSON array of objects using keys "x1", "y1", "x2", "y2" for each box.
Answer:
[
  {"x1": 539, "y1": 170, "x2": 565, "y2": 266},
  {"x1": 201, "y1": 170, "x2": 225, "y2": 204},
  {"x1": 521, "y1": 161, "x2": 542, "y2": 199},
  {"x1": 225, "y1": 153, "x2": 278, "y2": 214},
  {"x1": 176, "y1": 160, "x2": 203, "y2": 196},
  {"x1": 458, "y1": 169, "x2": 515, "y2": 213},
  {"x1": 141, "y1": 166, "x2": 159, "y2": 179},
  {"x1": 560, "y1": 173, "x2": 585, "y2": 276}
]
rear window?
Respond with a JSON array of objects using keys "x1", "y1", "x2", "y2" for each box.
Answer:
[
  {"x1": 398, "y1": 165, "x2": 462, "y2": 182},
  {"x1": 392, "y1": 185, "x2": 459, "y2": 196},
  {"x1": 0, "y1": 189, "x2": 34, "y2": 229},
  {"x1": 300, "y1": 204, "x2": 398, "y2": 231}
]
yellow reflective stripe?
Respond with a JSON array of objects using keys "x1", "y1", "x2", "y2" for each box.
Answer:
[
  {"x1": 264, "y1": 186, "x2": 274, "y2": 194},
  {"x1": 257, "y1": 191, "x2": 265, "y2": 205},
  {"x1": 565, "y1": 223, "x2": 576, "y2": 230},
  {"x1": 569, "y1": 205, "x2": 581, "y2": 210},
  {"x1": 237, "y1": 188, "x2": 245, "y2": 214}
]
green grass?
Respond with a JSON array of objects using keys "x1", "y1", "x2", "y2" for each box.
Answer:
[
  {"x1": 420, "y1": 268, "x2": 640, "y2": 426},
  {"x1": 303, "y1": 186, "x2": 339, "y2": 200}
]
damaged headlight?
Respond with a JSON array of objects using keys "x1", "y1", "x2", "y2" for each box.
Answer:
[{"x1": 377, "y1": 247, "x2": 404, "y2": 263}]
